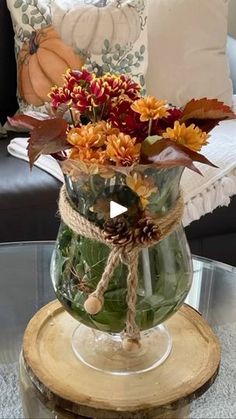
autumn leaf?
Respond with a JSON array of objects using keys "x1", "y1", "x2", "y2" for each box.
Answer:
[
  {"x1": 27, "y1": 118, "x2": 69, "y2": 167},
  {"x1": 180, "y1": 98, "x2": 236, "y2": 133},
  {"x1": 141, "y1": 139, "x2": 217, "y2": 174},
  {"x1": 7, "y1": 114, "x2": 47, "y2": 131}
]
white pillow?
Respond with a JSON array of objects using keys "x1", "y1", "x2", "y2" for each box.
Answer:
[{"x1": 146, "y1": 0, "x2": 233, "y2": 107}]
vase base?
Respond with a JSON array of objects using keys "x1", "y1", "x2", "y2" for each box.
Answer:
[{"x1": 72, "y1": 323, "x2": 172, "y2": 375}]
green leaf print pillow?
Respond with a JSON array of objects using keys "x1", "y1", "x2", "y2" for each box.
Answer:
[{"x1": 7, "y1": 0, "x2": 148, "y2": 113}]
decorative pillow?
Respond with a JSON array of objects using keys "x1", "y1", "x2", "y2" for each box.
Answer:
[
  {"x1": 7, "y1": 0, "x2": 148, "y2": 113},
  {"x1": 146, "y1": 0, "x2": 233, "y2": 107}
]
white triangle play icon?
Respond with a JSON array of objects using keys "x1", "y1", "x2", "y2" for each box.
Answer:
[{"x1": 110, "y1": 201, "x2": 128, "y2": 218}]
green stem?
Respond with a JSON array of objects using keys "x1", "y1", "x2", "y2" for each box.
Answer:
[
  {"x1": 90, "y1": 176, "x2": 97, "y2": 195},
  {"x1": 69, "y1": 109, "x2": 76, "y2": 127},
  {"x1": 92, "y1": 107, "x2": 98, "y2": 123},
  {"x1": 148, "y1": 119, "x2": 153, "y2": 136},
  {"x1": 62, "y1": 232, "x2": 78, "y2": 282},
  {"x1": 100, "y1": 102, "x2": 107, "y2": 120}
]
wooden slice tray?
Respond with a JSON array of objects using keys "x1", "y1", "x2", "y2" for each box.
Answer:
[{"x1": 22, "y1": 301, "x2": 220, "y2": 418}]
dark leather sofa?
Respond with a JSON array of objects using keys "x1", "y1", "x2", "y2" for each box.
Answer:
[{"x1": 1, "y1": 0, "x2": 236, "y2": 266}]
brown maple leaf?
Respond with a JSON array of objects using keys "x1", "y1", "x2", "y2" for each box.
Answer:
[
  {"x1": 141, "y1": 139, "x2": 217, "y2": 174},
  {"x1": 27, "y1": 118, "x2": 69, "y2": 167},
  {"x1": 180, "y1": 98, "x2": 236, "y2": 133}
]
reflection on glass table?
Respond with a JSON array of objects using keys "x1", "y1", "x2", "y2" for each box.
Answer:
[{"x1": 0, "y1": 242, "x2": 236, "y2": 418}]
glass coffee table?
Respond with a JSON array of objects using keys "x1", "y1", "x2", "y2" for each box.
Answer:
[{"x1": 0, "y1": 242, "x2": 235, "y2": 418}]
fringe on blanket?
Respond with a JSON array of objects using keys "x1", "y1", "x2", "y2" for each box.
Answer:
[{"x1": 183, "y1": 168, "x2": 236, "y2": 227}]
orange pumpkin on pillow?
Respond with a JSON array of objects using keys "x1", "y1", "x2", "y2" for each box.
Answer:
[{"x1": 18, "y1": 26, "x2": 84, "y2": 106}]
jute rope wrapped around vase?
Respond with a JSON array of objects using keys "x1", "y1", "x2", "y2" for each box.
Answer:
[{"x1": 59, "y1": 185, "x2": 184, "y2": 349}]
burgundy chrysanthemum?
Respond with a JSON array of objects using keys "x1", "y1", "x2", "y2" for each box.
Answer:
[
  {"x1": 49, "y1": 86, "x2": 72, "y2": 109},
  {"x1": 64, "y1": 68, "x2": 93, "y2": 90},
  {"x1": 109, "y1": 100, "x2": 149, "y2": 142}
]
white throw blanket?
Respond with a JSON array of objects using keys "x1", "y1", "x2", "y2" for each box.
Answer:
[
  {"x1": 7, "y1": 139, "x2": 63, "y2": 182},
  {"x1": 7, "y1": 96, "x2": 236, "y2": 227},
  {"x1": 181, "y1": 118, "x2": 236, "y2": 226}
]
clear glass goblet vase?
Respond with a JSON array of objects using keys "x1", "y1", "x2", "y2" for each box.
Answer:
[{"x1": 50, "y1": 161, "x2": 193, "y2": 374}]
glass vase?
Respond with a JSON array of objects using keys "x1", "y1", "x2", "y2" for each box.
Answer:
[{"x1": 50, "y1": 161, "x2": 193, "y2": 374}]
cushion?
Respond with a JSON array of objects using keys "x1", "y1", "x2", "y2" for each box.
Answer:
[
  {"x1": 146, "y1": 0, "x2": 233, "y2": 107},
  {"x1": 6, "y1": 0, "x2": 148, "y2": 114}
]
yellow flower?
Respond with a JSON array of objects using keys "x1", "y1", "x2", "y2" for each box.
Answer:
[
  {"x1": 67, "y1": 121, "x2": 119, "y2": 149},
  {"x1": 68, "y1": 147, "x2": 106, "y2": 165},
  {"x1": 98, "y1": 121, "x2": 120, "y2": 137},
  {"x1": 61, "y1": 159, "x2": 89, "y2": 181},
  {"x1": 126, "y1": 172, "x2": 158, "y2": 208},
  {"x1": 162, "y1": 121, "x2": 209, "y2": 152},
  {"x1": 106, "y1": 133, "x2": 141, "y2": 166},
  {"x1": 131, "y1": 96, "x2": 169, "y2": 121},
  {"x1": 63, "y1": 158, "x2": 110, "y2": 177}
]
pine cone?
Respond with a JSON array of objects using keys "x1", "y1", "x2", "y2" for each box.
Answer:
[
  {"x1": 103, "y1": 218, "x2": 133, "y2": 245},
  {"x1": 135, "y1": 217, "x2": 161, "y2": 244}
]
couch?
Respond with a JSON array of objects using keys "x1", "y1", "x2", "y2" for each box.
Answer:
[{"x1": 1, "y1": 0, "x2": 236, "y2": 266}]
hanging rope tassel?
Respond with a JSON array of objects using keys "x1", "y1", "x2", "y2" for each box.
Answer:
[
  {"x1": 121, "y1": 250, "x2": 141, "y2": 351},
  {"x1": 84, "y1": 248, "x2": 122, "y2": 315}
]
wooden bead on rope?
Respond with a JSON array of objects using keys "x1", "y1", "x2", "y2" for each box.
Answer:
[
  {"x1": 122, "y1": 338, "x2": 141, "y2": 352},
  {"x1": 84, "y1": 295, "x2": 103, "y2": 315}
]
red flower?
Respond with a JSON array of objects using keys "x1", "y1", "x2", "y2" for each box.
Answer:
[
  {"x1": 109, "y1": 100, "x2": 149, "y2": 141},
  {"x1": 90, "y1": 78, "x2": 110, "y2": 106},
  {"x1": 102, "y1": 74, "x2": 124, "y2": 98},
  {"x1": 102, "y1": 74, "x2": 140, "y2": 100},
  {"x1": 71, "y1": 86, "x2": 92, "y2": 113},
  {"x1": 49, "y1": 86, "x2": 72, "y2": 109},
  {"x1": 151, "y1": 108, "x2": 184, "y2": 136},
  {"x1": 63, "y1": 68, "x2": 94, "y2": 90},
  {"x1": 162, "y1": 108, "x2": 183, "y2": 128},
  {"x1": 118, "y1": 74, "x2": 141, "y2": 100}
]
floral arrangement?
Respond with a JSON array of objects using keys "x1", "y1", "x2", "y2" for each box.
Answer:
[
  {"x1": 10, "y1": 68, "x2": 235, "y2": 171},
  {"x1": 9, "y1": 70, "x2": 236, "y2": 334},
  {"x1": 9, "y1": 68, "x2": 236, "y2": 232},
  {"x1": 9, "y1": 67, "x2": 236, "y2": 235}
]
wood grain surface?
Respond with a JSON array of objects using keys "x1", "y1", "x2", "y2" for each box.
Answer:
[{"x1": 22, "y1": 301, "x2": 221, "y2": 418}]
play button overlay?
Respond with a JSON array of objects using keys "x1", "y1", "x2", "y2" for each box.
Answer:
[
  {"x1": 90, "y1": 185, "x2": 140, "y2": 224},
  {"x1": 110, "y1": 201, "x2": 128, "y2": 218}
]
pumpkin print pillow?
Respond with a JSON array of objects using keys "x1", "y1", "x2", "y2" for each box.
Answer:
[{"x1": 7, "y1": 0, "x2": 148, "y2": 114}]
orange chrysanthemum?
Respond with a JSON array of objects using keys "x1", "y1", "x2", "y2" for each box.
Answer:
[
  {"x1": 162, "y1": 121, "x2": 209, "y2": 151},
  {"x1": 126, "y1": 173, "x2": 158, "y2": 208},
  {"x1": 131, "y1": 96, "x2": 169, "y2": 121},
  {"x1": 97, "y1": 121, "x2": 120, "y2": 138},
  {"x1": 106, "y1": 133, "x2": 141, "y2": 166},
  {"x1": 68, "y1": 147, "x2": 106, "y2": 164},
  {"x1": 67, "y1": 121, "x2": 119, "y2": 149}
]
